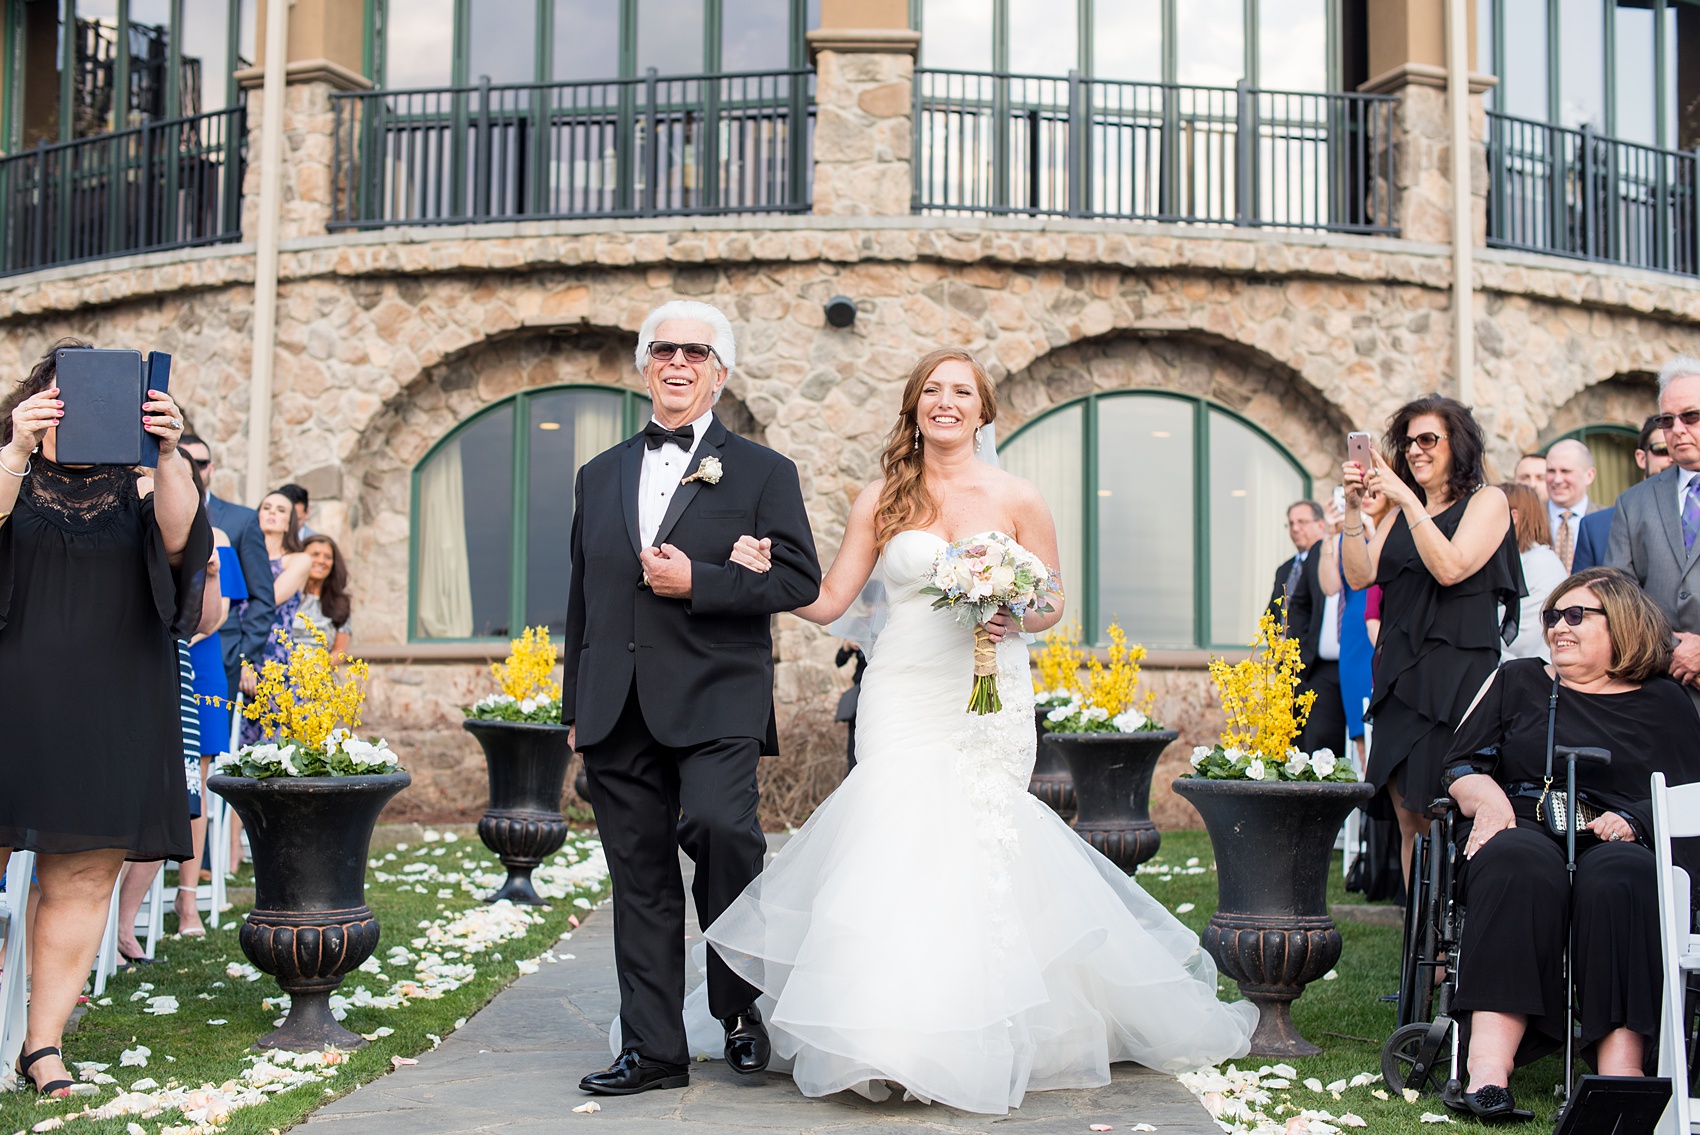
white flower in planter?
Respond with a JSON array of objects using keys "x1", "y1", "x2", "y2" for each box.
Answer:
[
  {"x1": 1111, "y1": 708, "x2": 1149, "y2": 732},
  {"x1": 1285, "y1": 749, "x2": 1311, "y2": 778},
  {"x1": 1190, "y1": 745, "x2": 1211, "y2": 769},
  {"x1": 1310, "y1": 749, "x2": 1339, "y2": 779},
  {"x1": 1245, "y1": 758, "x2": 1267, "y2": 781}
]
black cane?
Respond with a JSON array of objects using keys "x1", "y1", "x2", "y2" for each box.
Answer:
[{"x1": 1554, "y1": 744, "x2": 1610, "y2": 1107}]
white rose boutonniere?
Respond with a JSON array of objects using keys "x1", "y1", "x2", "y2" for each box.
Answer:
[{"x1": 681, "y1": 455, "x2": 723, "y2": 486}]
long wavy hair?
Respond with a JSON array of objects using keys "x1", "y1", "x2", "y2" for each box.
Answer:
[
  {"x1": 302, "y1": 534, "x2": 351, "y2": 628},
  {"x1": 873, "y1": 349, "x2": 998, "y2": 551},
  {"x1": 1383, "y1": 394, "x2": 1488, "y2": 506}
]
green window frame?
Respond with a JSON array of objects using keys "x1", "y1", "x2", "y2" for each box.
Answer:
[
  {"x1": 1000, "y1": 390, "x2": 1311, "y2": 650},
  {"x1": 2, "y1": 0, "x2": 249, "y2": 149},
  {"x1": 366, "y1": 0, "x2": 816, "y2": 89},
  {"x1": 908, "y1": 0, "x2": 1343, "y2": 89},
  {"x1": 408, "y1": 384, "x2": 650, "y2": 642}
]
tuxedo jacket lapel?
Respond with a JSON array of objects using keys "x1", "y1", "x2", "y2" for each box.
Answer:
[
  {"x1": 652, "y1": 416, "x2": 726, "y2": 549},
  {"x1": 619, "y1": 436, "x2": 643, "y2": 557}
]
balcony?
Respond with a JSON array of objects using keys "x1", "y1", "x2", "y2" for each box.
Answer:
[
  {"x1": 912, "y1": 70, "x2": 1397, "y2": 234},
  {"x1": 1486, "y1": 110, "x2": 1700, "y2": 278},
  {"x1": 329, "y1": 69, "x2": 814, "y2": 229},
  {"x1": 0, "y1": 107, "x2": 245, "y2": 278}
]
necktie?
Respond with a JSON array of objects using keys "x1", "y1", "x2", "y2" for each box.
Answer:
[
  {"x1": 1557, "y1": 510, "x2": 1575, "y2": 571},
  {"x1": 1684, "y1": 480, "x2": 1700, "y2": 552},
  {"x1": 1281, "y1": 553, "x2": 1304, "y2": 624},
  {"x1": 643, "y1": 421, "x2": 693, "y2": 451}
]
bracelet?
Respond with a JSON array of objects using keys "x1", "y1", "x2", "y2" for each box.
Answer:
[
  {"x1": 1411, "y1": 512, "x2": 1434, "y2": 528},
  {"x1": 1343, "y1": 526, "x2": 1364, "y2": 537},
  {"x1": 0, "y1": 451, "x2": 29, "y2": 478}
]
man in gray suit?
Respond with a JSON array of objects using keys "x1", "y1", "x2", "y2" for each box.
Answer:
[{"x1": 1608, "y1": 355, "x2": 1700, "y2": 708}]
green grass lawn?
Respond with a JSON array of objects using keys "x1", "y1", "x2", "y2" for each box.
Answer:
[
  {"x1": 1147, "y1": 829, "x2": 1569, "y2": 1134},
  {"x1": 1, "y1": 832, "x2": 609, "y2": 1135}
]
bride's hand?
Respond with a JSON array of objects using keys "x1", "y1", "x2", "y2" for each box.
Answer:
[
  {"x1": 729, "y1": 535, "x2": 772, "y2": 573},
  {"x1": 984, "y1": 606, "x2": 1019, "y2": 643}
]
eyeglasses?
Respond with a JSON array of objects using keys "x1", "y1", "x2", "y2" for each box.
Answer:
[
  {"x1": 186, "y1": 455, "x2": 210, "y2": 470},
  {"x1": 1653, "y1": 409, "x2": 1700, "y2": 431},
  {"x1": 1541, "y1": 605, "x2": 1607, "y2": 629},
  {"x1": 1404, "y1": 432, "x2": 1448, "y2": 452},
  {"x1": 647, "y1": 341, "x2": 720, "y2": 366},
  {"x1": 1648, "y1": 443, "x2": 1670, "y2": 457}
]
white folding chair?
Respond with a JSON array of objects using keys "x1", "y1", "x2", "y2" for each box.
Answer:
[
  {"x1": 0, "y1": 850, "x2": 36, "y2": 1087},
  {"x1": 1340, "y1": 704, "x2": 1371, "y2": 880},
  {"x1": 1652, "y1": 771, "x2": 1700, "y2": 1135}
]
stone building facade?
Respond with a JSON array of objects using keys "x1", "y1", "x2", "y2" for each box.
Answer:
[{"x1": 1, "y1": 0, "x2": 1694, "y2": 827}]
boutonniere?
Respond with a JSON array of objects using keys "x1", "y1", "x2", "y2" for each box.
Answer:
[{"x1": 681, "y1": 456, "x2": 723, "y2": 486}]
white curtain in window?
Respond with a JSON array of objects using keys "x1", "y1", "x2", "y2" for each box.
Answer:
[
  {"x1": 416, "y1": 437, "x2": 474, "y2": 637},
  {"x1": 1209, "y1": 411, "x2": 1304, "y2": 645},
  {"x1": 999, "y1": 404, "x2": 1083, "y2": 606},
  {"x1": 575, "y1": 395, "x2": 624, "y2": 476}
]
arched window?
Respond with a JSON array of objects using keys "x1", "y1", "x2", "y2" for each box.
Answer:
[
  {"x1": 1554, "y1": 423, "x2": 1643, "y2": 507},
  {"x1": 1000, "y1": 392, "x2": 1310, "y2": 649},
  {"x1": 411, "y1": 386, "x2": 649, "y2": 640}
]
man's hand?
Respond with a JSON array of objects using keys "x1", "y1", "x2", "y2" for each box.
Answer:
[
  {"x1": 567, "y1": 725, "x2": 576, "y2": 752},
  {"x1": 239, "y1": 662, "x2": 258, "y2": 698},
  {"x1": 641, "y1": 544, "x2": 693, "y2": 598},
  {"x1": 1672, "y1": 631, "x2": 1700, "y2": 685}
]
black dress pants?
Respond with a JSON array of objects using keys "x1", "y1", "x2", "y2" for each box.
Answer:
[
  {"x1": 580, "y1": 681, "x2": 766, "y2": 1065},
  {"x1": 1297, "y1": 660, "x2": 1347, "y2": 756},
  {"x1": 1454, "y1": 821, "x2": 1662, "y2": 1065}
]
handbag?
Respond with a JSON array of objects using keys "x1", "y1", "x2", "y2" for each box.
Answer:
[{"x1": 1536, "y1": 670, "x2": 1604, "y2": 836}]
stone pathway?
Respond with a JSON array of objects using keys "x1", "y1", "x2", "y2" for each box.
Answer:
[{"x1": 306, "y1": 839, "x2": 1223, "y2": 1135}]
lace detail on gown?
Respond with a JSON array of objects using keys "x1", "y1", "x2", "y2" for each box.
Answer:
[
  {"x1": 24, "y1": 460, "x2": 134, "y2": 532},
  {"x1": 695, "y1": 530, "x2": 1256, "y2": 1114}
]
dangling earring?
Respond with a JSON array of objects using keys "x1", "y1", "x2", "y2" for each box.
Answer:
[
  {"x1": 973, "y1": 427, "x2": 983, "y2": 454},
  {"x1": 914, "y1": 426, "x2": 921, "y2": 446}
]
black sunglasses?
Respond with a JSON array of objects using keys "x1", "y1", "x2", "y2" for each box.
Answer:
[
  {"x1": 1653, "y1": 410, "x2": 1700, "y2": 431},
  {"x1": 1648, "y1": 443, "x2": 1670, "y2": 457},
  {"x1": 1541, "y1": 605, "x2": 1607, "y2": 629},
  {"x1": 186, "y1": 455, "x2": 210, "y2": 470},
  {"x1": 648, "y1": 341, "x2": 720, "y2": 365},
  {"x1": 1404, "y1": 432, "x2": 1447, "y2": 452}
]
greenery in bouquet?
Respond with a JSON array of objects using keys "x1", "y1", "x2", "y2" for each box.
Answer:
[
  {"x1": 1187, "y1": 604, "x2": 1357, "y2": 782},
  {"x1": 1034, "y1": 620, "x2": 1163, "y2": 733},
  {"x1": 464, "y1": 625, "x2": 563, "y2": 724},
  {"x1": 212, "y1": 623, "x2": 399, "y2": 778},
  {"x1": 922, "y1": 532, "x2": 1057, "y2": 715}
]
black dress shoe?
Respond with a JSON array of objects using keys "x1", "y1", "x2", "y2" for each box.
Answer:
[
  {"x1": 578, "y1": 1049, "x2": 689, "y2": 1095},
  {"x1": 1463, "y1": 1084, "x2": 1517, "y2": 1120},
  {"x1": 721, "y1": 1005, "x2": 770, "y2": 1074}
]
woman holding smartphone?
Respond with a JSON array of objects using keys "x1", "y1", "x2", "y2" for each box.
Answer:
[{"x1": 1341, "y1": 395, "x2": 1523, "y2": 883}]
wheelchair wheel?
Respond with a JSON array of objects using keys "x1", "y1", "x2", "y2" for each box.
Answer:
[{"x1": 1382, "y1": 1019, "x2": 1454, "y2": 1097}]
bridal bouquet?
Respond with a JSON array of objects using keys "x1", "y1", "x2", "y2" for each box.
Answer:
[
  {"x1": 465, "y1": 625, "x2": 562, "y2": 724},
  {"x1": 212, "y1": 623, "x2": 400, "y2": 778},
  {"x1": 921, "y1": 532, "x2": 1057, "y2": 714}
]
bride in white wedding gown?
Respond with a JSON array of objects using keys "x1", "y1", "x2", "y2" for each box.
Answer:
[{"x1": 699, "y1": 349, "x2": 1256, "y2": 1114}]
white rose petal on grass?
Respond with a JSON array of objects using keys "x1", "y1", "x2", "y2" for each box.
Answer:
[
  {"x1": 144, "y1": 995, "x2": 180, "y2": 1015},
  {"x1": 1322, "y1": 969, "x2": 1339, "y2": 981},
  {"x1": 517, "y1": 958, "x2": 540, "y2": 975},
  {"x1": 1420, "y1": 1113, "x2": 1454, "y2": 1124},
  {"x1": 207, "y1": 1019, "x2": 228, "y2": 1026},
  {"x1": 1348, "y1": 1072, "x2": 1381, "y2": 1088},
  {"x1": 129, "y1": 1078, "x2": 159, "y2": 1092},
  {"x1": 119, "y1": 1046, "x2": 150, "y2": 1068},
  {"x1": 1370, "y1": 1088, "x2": 1390, "y2": 1100},
  {"x1": 1403, "y1": 1087, "x2": 1421, "y2": 1104},
  {"x1": 1339, "y1": 1116, "x2": 1368, "y2": 1129},
  {"x1": 1174, "y1": 902, "x2": 1196, "y2": 914},
  {"x1": 390, "y1": 1057, "x2": 418, "y2": 1068},
  {"x1": 361, "y1": 1027, "x2": 396, "y2": 1041},
  {"x1": 1304, "y1": 1078, "x2": 1325, "y2": 1092},
  {"x1": 572, "y1": 1101, "x2": 602, "y2": 1114},
  {"x1": 1326, "y1": 1079, "x2": 1347, "y2": 1092}
]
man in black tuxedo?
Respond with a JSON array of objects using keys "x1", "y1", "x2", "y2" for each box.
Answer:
[
  {"x1": 179, "y1": 435, "x2": 274, "y2": 699},
  {"x1": 564, "y1": 302, "x2": 821, "y2": 1096}
]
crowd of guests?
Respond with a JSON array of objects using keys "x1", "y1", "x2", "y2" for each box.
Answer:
[
  {"x1": 1263, "y1": 359, "x2": 1700, "y2": 1116},
  {"x1": 0, "y1": 343, "x2": 355, "y2": 1097}
]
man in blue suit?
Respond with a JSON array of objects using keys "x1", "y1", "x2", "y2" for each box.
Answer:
[
  {"x1": 1572, "y1": 415, "x2": 1671, "y2": 571},
  {"x1": 180, "y1": 435, "x2": 276, "y2": 697}
]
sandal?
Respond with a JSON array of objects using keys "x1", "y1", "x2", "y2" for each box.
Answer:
[
  {"x1": 175, "y1": 892, "x2": 206, "y2": 937},
  {"x1": 17, "y1": 1046, "x2": 74, "y2": 1097}
]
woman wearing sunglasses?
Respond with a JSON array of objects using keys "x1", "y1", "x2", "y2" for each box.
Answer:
[
  {"x1": 1434, "y1": 567, "x2": 1700, "y2": 1118},
  {"x1": 1341, "y1": 395, "x2": 1525, "y2": 885}
]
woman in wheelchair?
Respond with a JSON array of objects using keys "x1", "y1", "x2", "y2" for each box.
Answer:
[{"x1": 1440, "y1": 566, "x2": 1700, "y2": 1119}]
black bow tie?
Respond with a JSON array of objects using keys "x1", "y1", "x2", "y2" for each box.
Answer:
[{"x1": 643, "y1": 422, "x2": 694, "y2": 451}]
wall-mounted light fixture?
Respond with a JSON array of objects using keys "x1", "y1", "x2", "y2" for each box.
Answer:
[{"x1": 824, "y1": 295, "x2": 857, "y2": 328}]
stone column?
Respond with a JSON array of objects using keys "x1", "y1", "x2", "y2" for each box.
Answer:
[
  {"x1": 807, "y1": 0, "x2": 921, "y2": 217},
  {"x1": 1361, "y1": 0, "x2": 1492, "y2": 246},
  {"x1": 236, "y1": 0, "x2": 372, "y2": 241}
]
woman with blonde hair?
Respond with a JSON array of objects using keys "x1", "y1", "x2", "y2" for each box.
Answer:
[{"x1": 699, "y1": 349, "x2": 1256, "y2": 1114}]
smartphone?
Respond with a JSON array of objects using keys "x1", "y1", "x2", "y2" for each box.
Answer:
[
  {"x1": 1346, "y1": 431, "x2": 1374, "y2": 471},
  {"x1": 1332, "y1": 486, "x2": 1346, "y2": 514}
]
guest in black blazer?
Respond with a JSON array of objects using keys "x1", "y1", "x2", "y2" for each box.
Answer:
[
  {"x1": 179, "y1": 436, "x2": 274, "y2": 698},
  {"x1": 564, "y1": 301, "x2": 821, "y2": 1097},
  {"x1": 1266, "y1": 499, "x2": 1326, "y2": 624}
]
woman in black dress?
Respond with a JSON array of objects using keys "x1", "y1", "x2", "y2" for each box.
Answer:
[
  {"x1": 1441, "y1": 567, "x2": 1700, "y2": 1117},
  {"x1": 1341, "y1": 395, "x2": 1523, "y2": 880},
  {"x1": 0, "y1": 342, "x2": 211, "y2": 1096}
]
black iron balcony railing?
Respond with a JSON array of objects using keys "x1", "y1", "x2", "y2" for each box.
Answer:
[
  {"x1": 330, "y1": 68, "x2": 813, "y2": 228},
  {"x1": 1487, "y1": 111, "x2": 1700, "y2": 277},
  {"x1": 914, "y1": 70, "x2": 1397, "y2": 234},
  {"x1": 0, "y1": 106, "x2": 245, "y2": 278}
]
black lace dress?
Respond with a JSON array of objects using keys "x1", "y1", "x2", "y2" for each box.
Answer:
[
  {"x1": 1366, "y1": 495, "x2": 1524, "y2": 818},
  {"x1": 0, "y1": 459, "x2": 212, "y2": 861}
]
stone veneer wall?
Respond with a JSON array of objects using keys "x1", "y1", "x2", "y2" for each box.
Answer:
[{"x1": 0, "y1": 218, "x2": 1691, "y2": 824}]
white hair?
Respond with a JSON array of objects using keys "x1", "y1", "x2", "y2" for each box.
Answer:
[
  {"x1": 1658, "y1": 355, "x2": 1700, "y2": 396},
  {"x1": 634, "y1": 301, "x2": 737, "y2": 376}
]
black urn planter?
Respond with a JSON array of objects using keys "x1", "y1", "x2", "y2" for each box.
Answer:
[
  {"x1": 463, "y1": 719, "x2": 573, "y2": 905},
  {"x1": 1050, "y1": 729, "x2": 1176, "y2": 872},
  {"x1": 1171, "y1": 777, "x2": 1374, "y2": 1057},
  {"x1": 209, "y1": 770, "x2": 411, "y2": 1051},
  {"x1": 1028, "y1": 708, "x2": 1077, "y2": 820}
]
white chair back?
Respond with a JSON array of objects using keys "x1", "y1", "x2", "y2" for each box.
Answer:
[
  {"x1": 0, "y1": 850, "x2": 35, "y2": 1086},
  {"x1": 1651, "y1": 771, "x2": 1700, "y2": 1135}
]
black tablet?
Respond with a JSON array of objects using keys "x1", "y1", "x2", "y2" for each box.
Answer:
[{"x1": 54, "y1": 348, "x2": 171, "y2": 466}]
